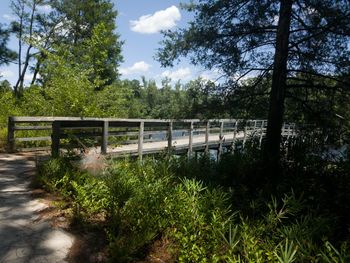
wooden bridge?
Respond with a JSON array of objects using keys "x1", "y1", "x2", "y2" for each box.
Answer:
[{"x1": 7, "y1": 117, "x2": 296, "y2": 160}]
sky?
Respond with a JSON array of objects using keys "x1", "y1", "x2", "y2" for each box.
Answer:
[{"x1": 0, "y1": 0, "x2": 219, "y2": 86}]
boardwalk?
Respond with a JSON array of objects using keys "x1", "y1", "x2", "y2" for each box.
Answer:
[
  {"x1": 7, "y1": 117, "x2": 296, "y2": 158},
  {"x1": 103, "y1": 131, "x2": 246, "y2": 156},
  {"x1": 0, "y1": 154, "x2": 74, "y2": 263}
]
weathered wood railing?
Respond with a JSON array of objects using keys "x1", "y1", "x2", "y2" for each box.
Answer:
[{"x1": 7, "y1": 116, "x2": 296, "y2": 159}]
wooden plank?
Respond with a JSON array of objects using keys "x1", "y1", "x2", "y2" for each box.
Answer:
[
  {"x1": 101, "y1": 120, "x2": 109, "y2": 154},
  {"x1": 51, "y1": 121, "x2": 61, "y2": 158},
  {"x1": 243, "y1": 124, "x2": 247, "y2": 148},
  {"x1": 168, "y1": 121, "x2": 173, "y2": 153},
  {"x1": 138, "y1": 121, "x2": 144, "y2": 161},
  {"x1": 60, "y1": 120, "x2": 104, "y2": 128},
  {"x1": 188, "y1": 121, "x2": 194, "y2": 158},
  {"x1": 259, "y1": 121, "x2": 265, "y2": 147},
  {"x1": 16, "y1": 136, "x2": 51, "y2": 142},
  {"x1": 11, "y1": 116, "x2": 103, "y2": 122},
  {"x1": 232, "y1": 120, "x2": 238, "y2": 151},
  {"x1": 14, "y1": 125, "x2": 52, "y2": 131},
  {"x1": 218, "y1": 121, "x2": 224, "y2": 161},
  {"x1": 7, "y1": 116, "x2": 15, "y2": 153},
  {"x1": 205, "y1": 121, "x2": 210, "y2": 153},
  {"x1": 11, "y1": 116, "x2": 249, "y2": 124},
  {"x1": 17, "y1": 146, "x2": 51, "y2": 152}
]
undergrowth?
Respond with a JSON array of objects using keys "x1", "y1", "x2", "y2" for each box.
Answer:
[{"x1": 37, "y1": 142, "x2": 350, "y2": 262}]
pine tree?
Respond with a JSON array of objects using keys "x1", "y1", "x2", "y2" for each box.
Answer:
[
  {"x1": 50, "y1": 0, "x2": 123, "y2": 86},
  {"x1": 0, "y1": 24, "x2": 17, "y2": 66},
  {"x1": 157, "y1": 0, "x2": 350, "y2": 171}
]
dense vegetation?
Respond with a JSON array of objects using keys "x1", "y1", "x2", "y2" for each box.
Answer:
[{"x1": 37, "y1": 139, "x2": 350, "y2": 262}]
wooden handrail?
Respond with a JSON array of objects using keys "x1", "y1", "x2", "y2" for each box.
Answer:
[{"x1": 7, "y1": 116, "x2": 297, "y2": 157}]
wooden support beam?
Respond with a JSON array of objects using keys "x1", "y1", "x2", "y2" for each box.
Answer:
[
  {"x1": 51, "y1": 121, "x2": 61, "y2": 158},
  {"x1": 259, "y1": 120, "x2": 265, "y2": 148},
  {"x1": 232, "y1": 120, "x2": 237, "y2": 152},
  {"x1": 218, "y1": 121, "x2": 224, "y2": 161},
  {"x1": 188, "y1": 121, "x2": 194, "y2": 158},
  {"x1": 138, "y1": 121, "x2": 144, "y2": 161},
  {"x1": 243, "y1": 122, "x2": 248, "y2": 149},
  {"x1": 7, "y1": 117, "x2": 15, "y2": 153},
  {"x1": 292, "y1": 123, "x2": 296, "y2": 137},
  {"x1": 101, "y1": 120, "x2": 109, "y2": 154},
  {"x1": 168, "y1": 121, "x2": 173, "y2": 154},
  {"x1": 205, "y1": 121, "x2": 210, "y2": 154}
]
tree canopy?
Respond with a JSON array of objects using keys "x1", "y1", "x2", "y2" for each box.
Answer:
[
  {"x1": 157, "y1": 0, "x2": 350, "y2": 167},
  {"x1": 0, "y1": 23, "x2": 17, "y2": 66}
]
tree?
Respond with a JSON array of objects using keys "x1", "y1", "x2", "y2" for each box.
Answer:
[
  {"x1": 11, "y1": 0, "x2": 45, "y2": 97},
  {"x1": 0, "y1": 23, "x2": 17, "y2": 66},
  {"x1": 49, "y1": 0, "x2": 123, "y2": 86},
  {"x1": 0, "y1": 80, "x2": 12, "y2": 93},
  {"x1": 157, "y1": 0, "x2": 350, "y2": 169},
  {"x1": 184, "y1": 78, "x2": 226, "y2": 119},
  {"x1": 9, "y1": 0, "x2": 123, "y2": 91}
]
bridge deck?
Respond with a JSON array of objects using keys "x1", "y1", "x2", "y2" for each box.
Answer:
[{"x1": 89, "y1": 131, "x2": 247, "y2": 157}]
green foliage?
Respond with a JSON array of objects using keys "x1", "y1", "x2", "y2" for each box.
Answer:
[
  {"x1": 40, "y1": 0, "x2": 123, "y2": 86},
  {"x1": 274, "y1": 239, "x2": 298, "y2": 263},
  {"x1": 320, "y1": 241, "x2": 350, "y2": 263},
  {"x1": 0, "y1": 23, "x2": 17, "y2": 65},
  {"x1": 0, "y1": 91, "x2": 20, "y2": 148},
  {"x1": 35, "y1": 144, "x2": 350, "y2": 262}
]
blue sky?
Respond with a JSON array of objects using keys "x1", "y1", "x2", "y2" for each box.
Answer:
[{"x1": 0, "y1": 0, "x2": 219, "y2": 86}]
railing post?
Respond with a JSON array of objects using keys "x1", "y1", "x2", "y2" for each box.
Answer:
[
  {"x1": 253, "y1": 120, "x2": 257, "y2": 134},
  {"x1": 205, "y1": 121, "x2": 210, "y2": 154},
  {"x1": 51, "y1": 121, "x2": 61, "y2": 158},
  {"x1": 101, "y1": 120, "x2": 109, "y2": 154},
  {"x1": 7, "y1": 116, "x2": 15, "y2": 153},
  {"x1": 259, "y1": 120, "x2": 265, "y2": 148},
  {"x1": 292, "y1": 123, "x2": 296, "y2": 138},
  {"x1": 232, "y1": 120, "x2": 238, "y2": 152},
  {"x1": 243, "y1": 121, "x2": 248, "y2": 148},
  {"x1": 218, "y1": 121, "x2": 224, "y2": 161},
  {"x1": 287, "y1": 124, "x2": 293, "y2": 140},
  {"x1": 168, "y1": 121, "x2": 173, "y2": 154},
  {"x1": 138, "y1": 121, "x2": 144, "y2": 161},
  {"x1": 188, "y1": 121, "x2": 193, "y2": 158}
]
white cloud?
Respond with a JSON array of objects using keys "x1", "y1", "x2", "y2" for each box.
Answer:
[
  {"x1": 0, "y1": 70, "x2": 15, "y2": 78},
  {"x1": 120, "y1": 61, "x2": 151, "y2": 75},
  {"x1": 161, "y1": 67, "x2": 192, "y2": 81},
  {"x1": 199, "y1": 69, "x2": 222, "y2": 83},
  {"x1": 37, "y1": 4, "x2": 52, "y2": 13},
  {"x1": 2, "y1": 14, "x2": 16, "y2": 21},
  {"x1": 130, "y1": 6, "x2": 181, "y2": 34},
  {"x1": 24, "y1": 73, "x2": 34, "y2": 81}
]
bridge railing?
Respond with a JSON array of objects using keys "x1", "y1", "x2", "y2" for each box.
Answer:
[{"x1": 7, "y1": 116, "x2": 296, "y2": 159}]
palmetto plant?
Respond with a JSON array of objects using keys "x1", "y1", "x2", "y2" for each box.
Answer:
[{"x1": 274, "y1": 239, "x2": 298, "y2": 263}]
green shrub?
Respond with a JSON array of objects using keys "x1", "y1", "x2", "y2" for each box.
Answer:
[{"x1": 36, "y1": 145, "x2": 350, "y2": 262}]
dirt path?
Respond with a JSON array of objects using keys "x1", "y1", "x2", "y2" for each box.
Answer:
[{"x1": 0, "y1": 153, "x2": 75, "y2": 263}]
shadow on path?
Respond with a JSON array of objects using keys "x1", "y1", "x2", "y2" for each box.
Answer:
[{"x1": 0, "y1": 154, "x2": 74, "y2": 263}]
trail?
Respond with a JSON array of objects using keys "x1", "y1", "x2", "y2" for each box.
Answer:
[{"x1": 0, "y1": 153, "x2": 74, "y2": 263}]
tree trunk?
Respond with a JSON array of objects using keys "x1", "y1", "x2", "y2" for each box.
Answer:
[
  {"x1": 31, "y1": 57, "x2": 41, "y2": 85},
  {"x1": 263, "y1": 0, "x2": 293, "y2": 173},
  {"x1": 14, "y1": 0, "x2": 37, "y2": 94},
  {"x1": 14, "y1": 3, "x2": 24, "y2": 98}
]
